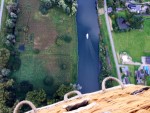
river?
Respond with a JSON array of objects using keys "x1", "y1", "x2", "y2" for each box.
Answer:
[{"x1": 76, "y1": 0, "x2": 100, "y2": 93}]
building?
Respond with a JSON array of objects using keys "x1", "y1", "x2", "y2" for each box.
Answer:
[
  {"x1": 146, "y1": 57, "x2": 150, "y2": 64},
  {"x1": 117, "y1": 17, "x2": 129, "y2": 30},
  {"x1": 127, "y1": 3, "x2": 148, "y2": 13},
  {"x1": 141, "y1": 56, "x2": 150, "y2": 64}
]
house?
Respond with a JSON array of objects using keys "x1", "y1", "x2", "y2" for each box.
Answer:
[
  {"x1": 135, "y1": 70, "x2": 145, "y2": 85},
  {"x1": 136, "y1": 70, "x2": 145, "y2": 80},
  {"x1": 127, "y1": 3, "x2": 148, "y2": 13},
  {"x1": 117, "y1": 17, "x2": 129, "y2": 30}
]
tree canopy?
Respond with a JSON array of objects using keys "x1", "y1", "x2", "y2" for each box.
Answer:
[
  {"x1": 0, "y1": 48, "x2": 10, "y2": 69},
  {"x1": 26, "y1": 89, "x2": 47, "y2": 107}
]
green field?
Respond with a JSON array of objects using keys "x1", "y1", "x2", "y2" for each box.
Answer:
[
  {"x1": 10, "y1": 0, "x2": 77, "y2": 97},
  {"x1": 99, "y1": 14, "x2": 117, "y2": 78},
  {"x1": 113, "y1": 19, "x2": 150, "y2": 62}
]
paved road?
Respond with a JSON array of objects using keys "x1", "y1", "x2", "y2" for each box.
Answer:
[
  {"x1": 104, "y1": 0, "x2": 121, "y2": 80},
  {"x1": 0, "y1": 0, "x2": 5, "y2": 31}
]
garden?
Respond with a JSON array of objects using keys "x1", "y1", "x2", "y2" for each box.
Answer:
[
  {"x1": 12, "y1": 0, "x2": 77, "y2": 97},
  {"x1": 0, "y1": 0, "x2": 78, "y2": 112}
]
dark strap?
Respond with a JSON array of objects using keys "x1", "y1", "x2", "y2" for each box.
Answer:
[
  {"x1": 131, "y1": 87, "x2": 150, "y2": 95},
  {"x1": 65, "y1": 100, "x2": 88, "y2": 111}
]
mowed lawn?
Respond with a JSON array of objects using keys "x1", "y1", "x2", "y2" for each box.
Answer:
[
  {"x1": 12, "y1": 0, "x2": 77, "y2": 96},
  {"x1": 113, "y1": 19, "x2": 150, "y2": 62}
]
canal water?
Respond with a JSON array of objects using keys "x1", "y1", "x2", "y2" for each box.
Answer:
[{"x1": 76, "y1": 0, "x2": 100, "y2": 93}]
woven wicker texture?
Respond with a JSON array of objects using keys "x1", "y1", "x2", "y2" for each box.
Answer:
[{"x1": 29, "y1": 85, "x2": 150, "y2": 113}]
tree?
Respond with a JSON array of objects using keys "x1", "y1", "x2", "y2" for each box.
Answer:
[
  {"x1": 66, "y1": 7, "x2": 71, "y2": 15},
  {"x1": 146, "y1": 8, "x2": 150, "y2": 14},
  {"x1": 18, "y1": 81, "x2": 33, "y2": 96},
  {"x1": 1, "y1": 68, "x2": 11, "y2": 77},
  {"x1": 0, "y1": 79, "x2": 16, "y2": 108},
  {"x1": 10, "y1": 12, "x2": 17, "y2": 19},
  {"x1": 0, "y1": 48, "x2": 10, "y2": 69},
  {"x1": 41, "y1": 0, "x2": 53, "y2": 10},
  {"x1": 5, "y1": 34, "x2": 16, "y2": 46},
  {"x1": 26, "y1": 89, "x2": 47, "y2": 107},
  {"x1": 54, "y1": 84, "x2": 74, "y2": 100},
  {"x1": 6, "y1": 19, "x2": 15, "y2": 29}
]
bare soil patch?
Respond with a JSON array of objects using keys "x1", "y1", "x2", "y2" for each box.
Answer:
[{"x1": 18, "y1": 0, "x2": 57, "y2": 50}]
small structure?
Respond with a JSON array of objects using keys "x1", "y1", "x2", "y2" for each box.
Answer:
[
  {"x1": 143, "y1": 66, "x2": 150, "y2": 75},
  {"x1": 120, "y1": 52, "x2": 132, "y2": 64},
  {"x1": 135, "y1": 70, "x2": 145, "y2": 84},
  {"x1": 121, "y1": 66, "x2": 130, "y2": 76},
  {"x1": 117, "y1": 17, "x2": 129, "y2": 30},
  {"x1": 122, "y1": 77, "x2": 130, "y2": 84},
  {"x1": 146, "y1": 57, "x2": 150, "y2": 64},
  {"x1": 141, "y1": 56, "x2": 150, "y2": 64},
  {"x1": 107, "y1": 7, "x2": 113, "y2": 13}
]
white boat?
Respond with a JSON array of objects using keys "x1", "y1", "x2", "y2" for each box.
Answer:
[{"x1": 86, "y1": 33, "x2": 89, "y2": 39}]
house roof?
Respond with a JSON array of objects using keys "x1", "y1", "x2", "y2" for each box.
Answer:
[
  {"x1": 117, "y1": 17, "x2": 129, "y2": 30},
  {"x1": 146, "y1": 57, "x2": 150, "y2": 64}
]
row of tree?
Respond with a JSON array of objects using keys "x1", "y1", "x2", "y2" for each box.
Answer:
[
  {"x1": 40, "y1": 0, "x2": 78, "y2": 15},
  {"x1": 0, "y1": 2, "x2": 21, "y2": 112}
]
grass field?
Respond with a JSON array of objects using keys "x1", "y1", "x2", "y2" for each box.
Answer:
[
  {"x1": 99, "y1": 14, "x2": 117, "y2": 78},
  {"x1": 113, "y1": 19, "x2": 150, "y2": 62},
  {"x1": 11, "y1": 0, "x2": 77, "y2": 96}
]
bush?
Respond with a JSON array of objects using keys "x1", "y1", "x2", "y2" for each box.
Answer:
[
  {"x1": 59, "y1": 63, "x2": 67, "y2": 70},
  {"x1": 43, "y1": 76, "x2": 54, "y2": 86},
  {"x1": 66, "y1": 7, "x2": 71, "y2": 15},
  {"x1": 33, "y1": 48, "x2": 40, "y2": 54},
  {"x1": 39, "y1": 6, "x2": 49, "y2": 15},
  {"x1": 62, "y1": 35, "x2": 72, "y2": 43},
  {"x1": 18, "y1": 81, "x2": 33, "y2": 93},
  {"x1": 55, "y1": 35, "x2": 72, "y2": 46},
  {"x1": 55, "y1": 36, "x2": 65, "y2": 46}
]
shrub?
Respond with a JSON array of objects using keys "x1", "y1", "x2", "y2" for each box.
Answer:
[
  {"x1": 33, "y1": 48, "x2": 40, "y2": 54},
  {"x1": 62, "y1": 35, "x2": 72, "y2": 43},
  {"x1": 59, "y1": 63, "x2": 67, "y2": 70},
  {"x1": 43, "y1": 76, "x2": 54, "y2": 86},
  {"x1": 6, "y1": 19, "x2": 15, "y2": 29},
  {"x1": 39, "y1": 6, "x2": 49, "y2": 15}
]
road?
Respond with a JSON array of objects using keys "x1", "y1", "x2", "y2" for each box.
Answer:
[
  {"x1": 0, "y1": 0, "x2": 5, "y2": 31},
  {"x1": 104, "y1": 0, "x2": 121, "y2": 80}
]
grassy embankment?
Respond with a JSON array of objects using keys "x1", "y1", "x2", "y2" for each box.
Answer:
[
  {"x1": 99, "y1": 14, "x2": 117, "y2": 78},
  {"x1": 10, "y1": 0, "x2": 77, "y2": 97}
]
